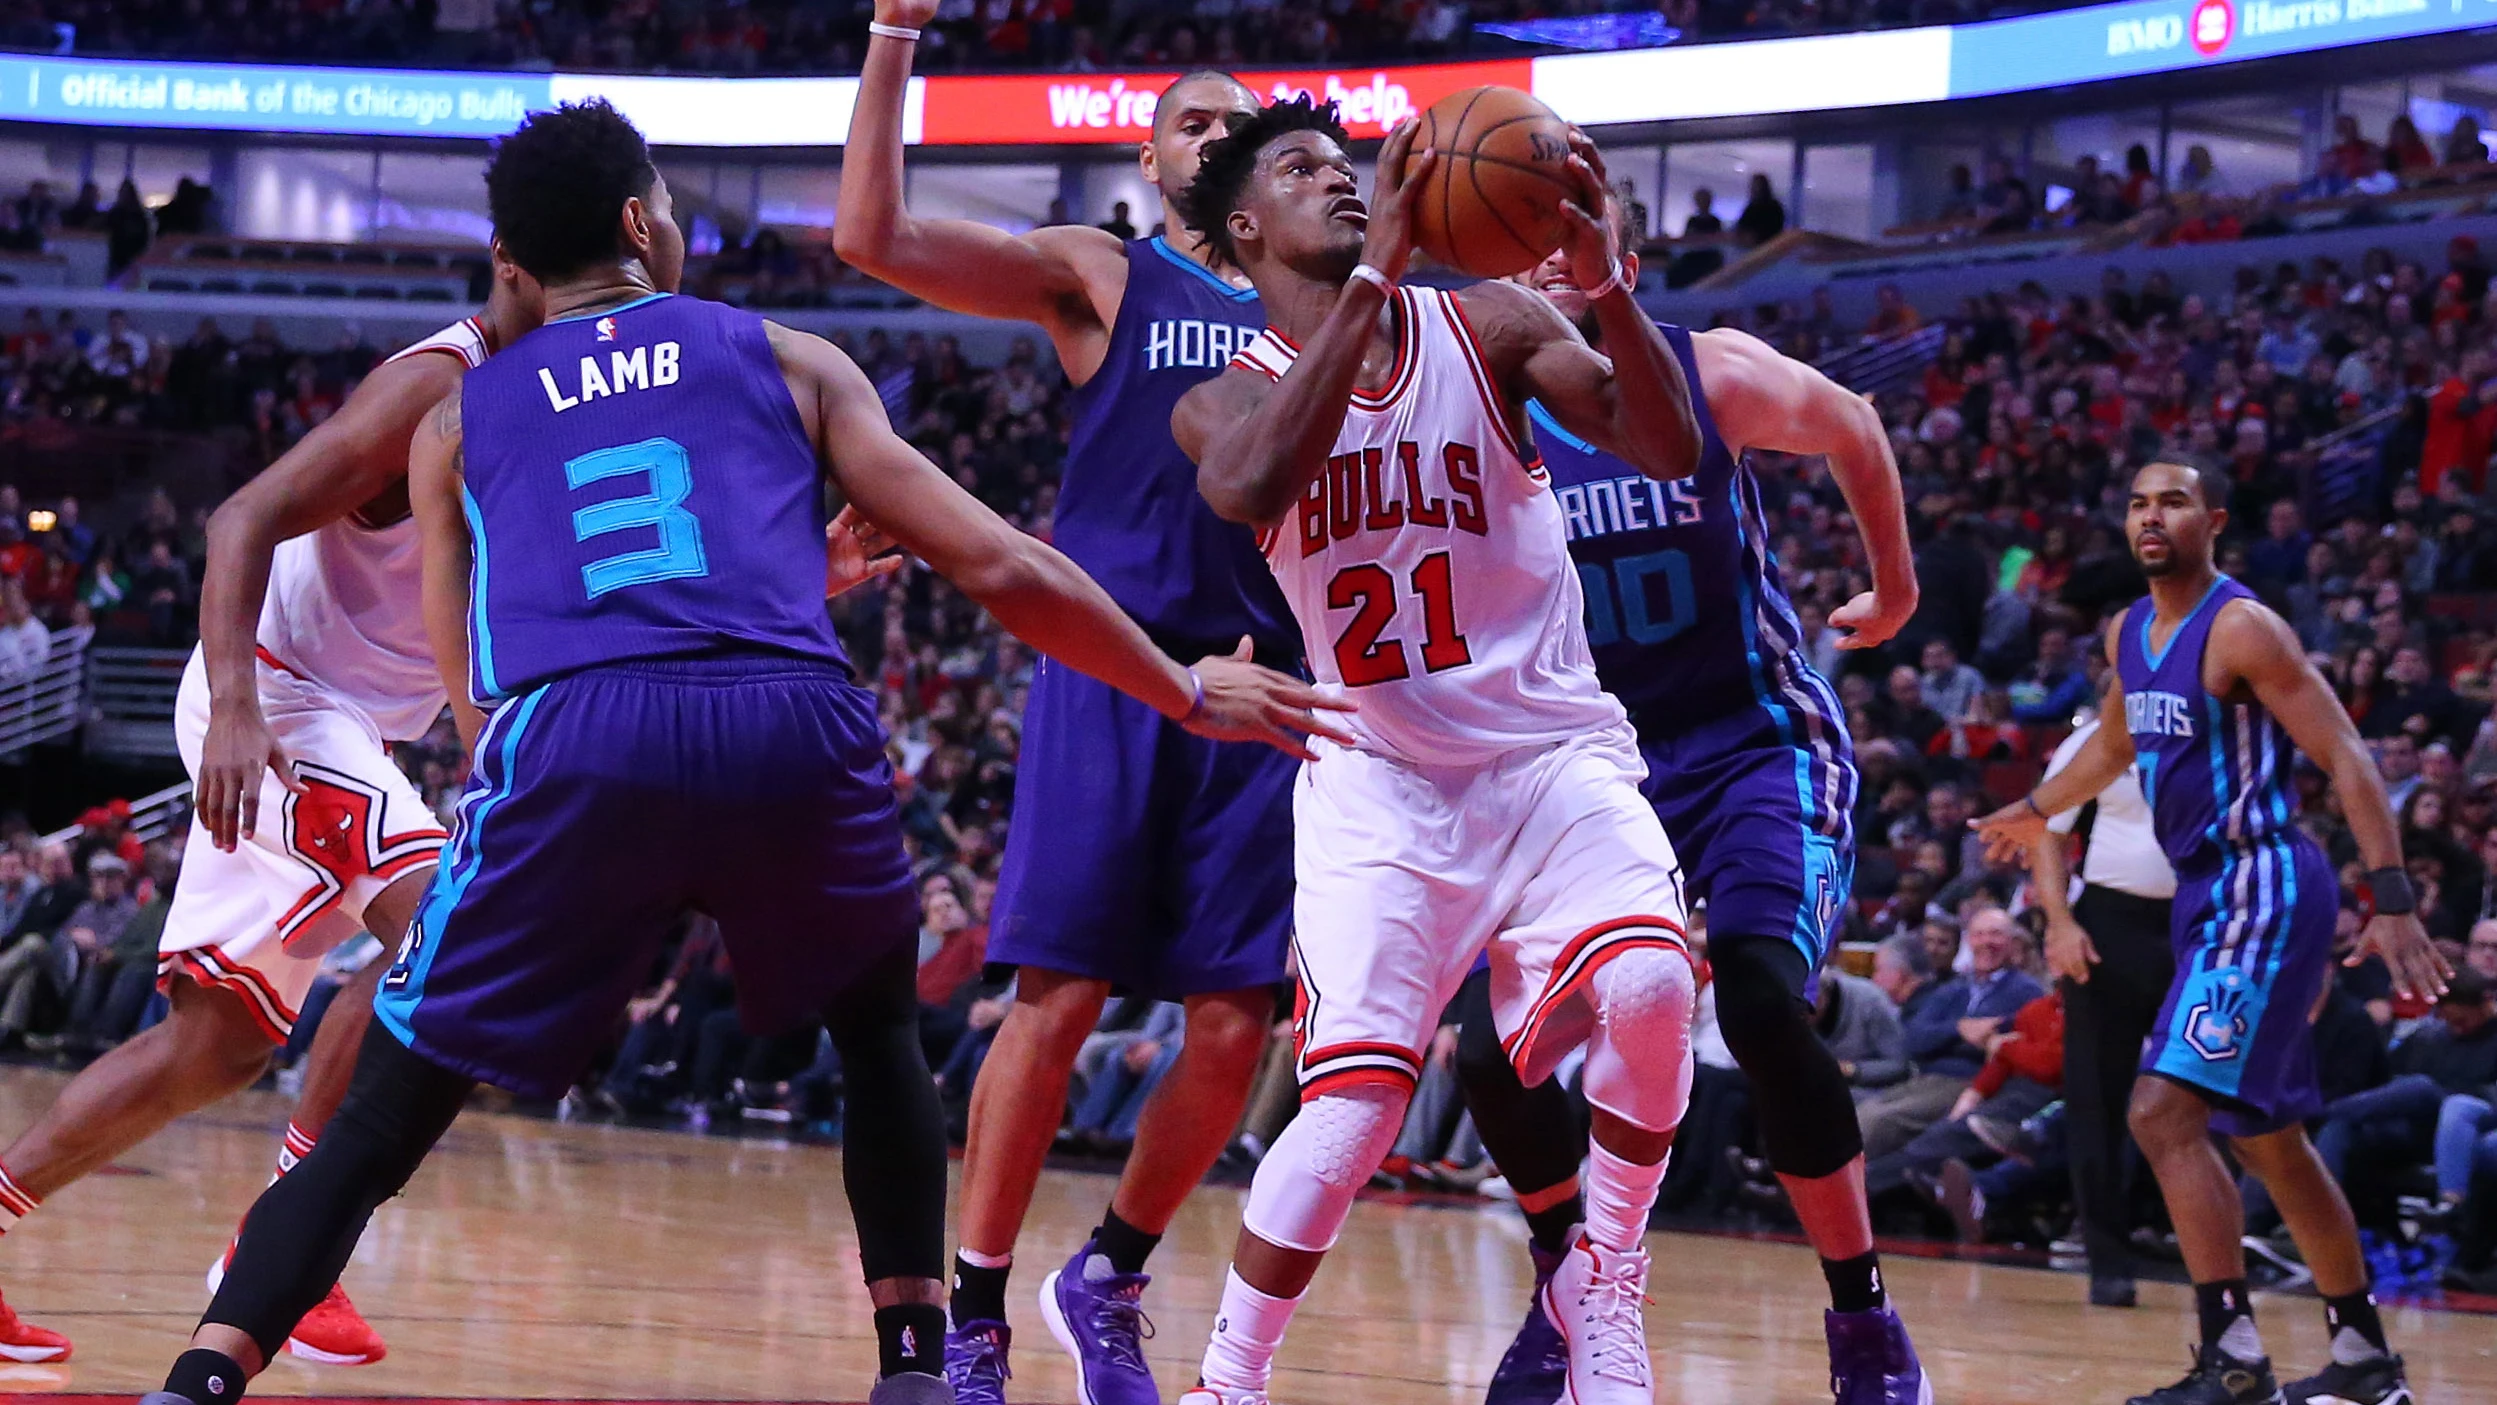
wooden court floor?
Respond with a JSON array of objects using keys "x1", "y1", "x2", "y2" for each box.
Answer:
[{"x1": 0, "y1": 1068, "x2": 2489, "y2": 1404}]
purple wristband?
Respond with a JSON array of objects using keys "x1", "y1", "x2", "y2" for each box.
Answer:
[{"x1": 1181, "y1": 667, "x2": 1206, "y2": 723}]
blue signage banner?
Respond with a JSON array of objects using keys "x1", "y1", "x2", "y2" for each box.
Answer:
[
  {"x1": 1949, "y1": 0, "x2": 2497, "y2": 98},
  {"x1": 0, "y1": 56, "x2": 548, "y2": 137}
]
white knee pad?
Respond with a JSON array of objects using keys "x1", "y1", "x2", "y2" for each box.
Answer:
[
  {"x1": 1583, "y1": 948, "x2": 1696, "y2": 1134},
  {"x1": 1241, "y1": 1083, "x2": 1409, "y2": 1254}
]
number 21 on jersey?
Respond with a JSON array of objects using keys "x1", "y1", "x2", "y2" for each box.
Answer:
[{"x1": 1327, "y1": 551, "x2": 1470, "y2": 686}]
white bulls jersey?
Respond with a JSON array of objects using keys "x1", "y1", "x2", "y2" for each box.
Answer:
[
  {"x1": 256, "y1": 315, "x2": 491, "y2": 741},
  {"x1": 1230, "y1": 286, "x2": 1624, "y2": 767}
]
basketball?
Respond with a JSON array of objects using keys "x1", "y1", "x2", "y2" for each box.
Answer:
[{"x1": 1410, "y1": 85, "x2": 1581, "y2": 279}]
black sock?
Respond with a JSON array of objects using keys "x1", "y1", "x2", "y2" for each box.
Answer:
[
  {"x1": 163, "y1": 1348, "x2": 247, "y2": 1405},
  {"x1": 1523, "y1": 1195, "x2": 1586, "y2": 1258},
  {"x1": 876, "y1": 1303, "x2": 947, "y2": 1378},
  {"x1": 2323, "y1": 1290, "x2": 2389, "y2": 1357},
  {"x1": 1093, "y1": 1209, "x2": 1162, "y2": 1276},
  {"x1": 1821, "y1": 1252, "x2": 1886, "y2": 1313},
  {"x1": 2196, "y1": 1279, "x2": 2255, "y2": 1355},
  {"x1": 951, "y1": 1254, "x2": 1009, "y2": 1326}
]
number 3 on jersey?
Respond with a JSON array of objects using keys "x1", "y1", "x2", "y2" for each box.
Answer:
[
  {"x1": 1328, "y1": 550, "x2": 1471, "y2": 686},
  {"x1": 567, "y1": 436, "x2": 709, "y2": 598}
]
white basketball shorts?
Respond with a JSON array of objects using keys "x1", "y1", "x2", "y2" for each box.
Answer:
[
  {"x1": 1288, "y1": 721, "x2": 1691, "y2": 1101},
  {"x1": 159, "y1": 649, "x2": 446, "y2": 1041}
]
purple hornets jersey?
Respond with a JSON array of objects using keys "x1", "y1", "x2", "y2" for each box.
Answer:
[
  {"x1": 1531, "y1": 323, "x2": 1852, "y2": 840},
  {"x1": 456, "y1": 293, "x2": 850, "y2": 701},
  {"x1": 2119, "y1": 575, "x2": 2334, "y2": 1131},
  {"x1": 1057, "y1": 237, "x2": 1294, "y2": 651},
  {"x1": 2115, "y1": 576, "x2": 2304, "y2": 875}
]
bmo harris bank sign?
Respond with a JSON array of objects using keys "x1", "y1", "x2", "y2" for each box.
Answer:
[{"x1": 1951, "y1": 0, "x2": 2497, "y2": 97}]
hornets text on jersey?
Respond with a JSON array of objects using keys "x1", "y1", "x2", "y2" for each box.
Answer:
[{"x1": 1531, "y1": 322, "x2": 1853, "y2": 843}]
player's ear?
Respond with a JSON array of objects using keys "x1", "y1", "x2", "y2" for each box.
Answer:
[
  {"x1": 620, "y1": 194, "x2": 653, "y2": 265},
  {"x1": 1138, "y1": 138, "x2": 1159, "y2": 185},
  {"x1": 1620, "y1": 248, "x2": 1642, "y2": 289},
  {"x1": 1228, "y1": 207, "x2": 1256, "y2": 253}
]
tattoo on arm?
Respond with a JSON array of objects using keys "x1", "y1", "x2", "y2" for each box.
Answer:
[{"x1": 433, "y1": 385, "x2": 464, "y2": 474}]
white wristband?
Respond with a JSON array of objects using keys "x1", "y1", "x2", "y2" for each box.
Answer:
[
  {"x1": 868, "y1": 21, "x2": 922, "y2": 40},
  {"x1": 1348, "y1": 263, "x2": 1394, "y2": 296},
  {"x1": 1582, "y1": 258, "x2": 1627, "y2": 300}
]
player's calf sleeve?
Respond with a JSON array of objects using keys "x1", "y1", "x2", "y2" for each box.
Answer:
[
  {"x1": 1710, "y1": 938, "x2": 1864, "y2": 1180},
  {"x1": 820, "y1": 944, "x2": 947, "y2": 1286},
  {"x1": 1241, "y1": 1083, "x2": 1408, "y2": 1253},
  {"x1": 1452, "y1": 970, "x2": 1585, "y2": 1203},
  {"x1": 205, "y1": 1023, "x2": 471, "y2": 1364},
  {"x1": 1582, "y1": 947, "x2": 1696, "y2": 1135}
]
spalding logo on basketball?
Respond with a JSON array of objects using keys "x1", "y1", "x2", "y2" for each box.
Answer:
[{"x1": 1411, "y1": 85, "x2": 1581, "y2": 281}]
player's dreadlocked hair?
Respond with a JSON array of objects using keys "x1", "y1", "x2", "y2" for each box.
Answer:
[
  {"x1": 1173, "y1": 94, "x2": 1351, "y2": 270},
  {"x1": 485, "y1": 100, "x2": 660, "y2": 283}
]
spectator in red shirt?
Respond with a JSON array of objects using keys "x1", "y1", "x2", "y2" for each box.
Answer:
[
  {"x1": 2389, "y1": 116, "x2": 2438, "y2": 173},
  {"x1": 1867, "y1": 983, "x2": 2065, "y2": 1200},
  {"x1": 2328, "y1": 114, "x2": 2383, "y2": 184},
  {"x1": 2422, "y1": 348, "x2": 2497, "y2": 497}
]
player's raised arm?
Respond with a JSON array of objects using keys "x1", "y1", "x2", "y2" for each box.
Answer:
[
  {"x1": 769, "y1": 321, "x2": 1350, "y2": 759},
  {"x1": 191, "y1": 348, "x2": 460, "y2": 850},
  {"x1": 2210, "y1": 598, "x2": 2451, "y2": 1001},
  {"x1": 1472, "y1": 138, "x2": 1699, "y2": 484},
  {"x1": 1181, "y1": 119, "x2": 1436, "y2": 526},
  {"x1": 405, "y1": 387, "x2": 489, "y2": 756},
  {"x1": 1974, "y1": 620, "x2": 2136, "y2": 863},
  {"x1": 832, "y1": 1, "x2": 1125, "y2": 368},
  {"x1": 1695, "y1": 327, "x2": 1918, "y2": 650}
]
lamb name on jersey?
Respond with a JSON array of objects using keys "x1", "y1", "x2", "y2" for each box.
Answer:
[{"x1": 1229, "y1": 285, "x2": 1624, "y2": 767}]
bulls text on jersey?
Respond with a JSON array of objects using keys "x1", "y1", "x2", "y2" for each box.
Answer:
[{"x1": 1287, "y1": 439, "x2": 1491, "y2": 559}]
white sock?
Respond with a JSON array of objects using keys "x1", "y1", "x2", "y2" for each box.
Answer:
[
  {"x1": 1583, "y1": 1140, "x2": 1668, "y2": 1252},
  {"x1": 1200, "y1": 1267, "x2": 1301, "y2": 1391},
  {"x1": 275, "y1": 1121, "x2": 317, "y2": 1179},
  {"x1": 2218, "y1": 1314, "x2": 2265, "y2": 1363}
]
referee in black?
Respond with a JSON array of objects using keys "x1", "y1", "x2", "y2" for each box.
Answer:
[{"x1": 2032, "y1": 711, "x2": 2177, "y2": 1309}]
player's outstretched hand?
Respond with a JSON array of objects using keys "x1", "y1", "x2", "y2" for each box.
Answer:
[
  {"x1": 2350, "y1": 911, "x2": 2451, "y2": 1004},
  {"x1": 872, "y1": 0, "x2": 941, "y2": 32},
  {"x1": 825, "y1": 505, "x2": 904, "y2": 599},
  {"x1": 1969, "y1": 797, "x2": 2047, "y2": 868},
  {"x1": 1186, "y1": 637, "x2": 1357, "y2": 761},
  {"x1": 196, "y1": 700, "x2": 305, "y2": 852},
  {"x1": 1556, "y1": 128, "x2": 1622, "y2": 297},
  {"x1": 1359, "y1": 119, "x2": 1438, "y2": 283},
  {"x1": 1830, "y1": 587, "x2": 1916, "y2": 650}
]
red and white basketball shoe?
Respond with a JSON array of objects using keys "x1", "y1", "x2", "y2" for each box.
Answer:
[
  {"x1": 210, "y1": 1247, "x2": 388, "y2": 1365},
  {"x1": 0, "y1": 1289, "x2": 71, "y2": 1362}
]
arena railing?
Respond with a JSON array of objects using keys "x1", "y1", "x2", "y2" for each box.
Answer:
[
  {"x1": 0, "y1": 626, "x2": 90, "y2": 757},
  {"x1": 37, "y1": 779, "x2": 193, "y2": 849},
  {"x1": 1814, "y1": 324, "x2": 1948, "y2": 398},
  {"x1": 82, "y1": 645, "x2": 186, "y2": 763}
]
